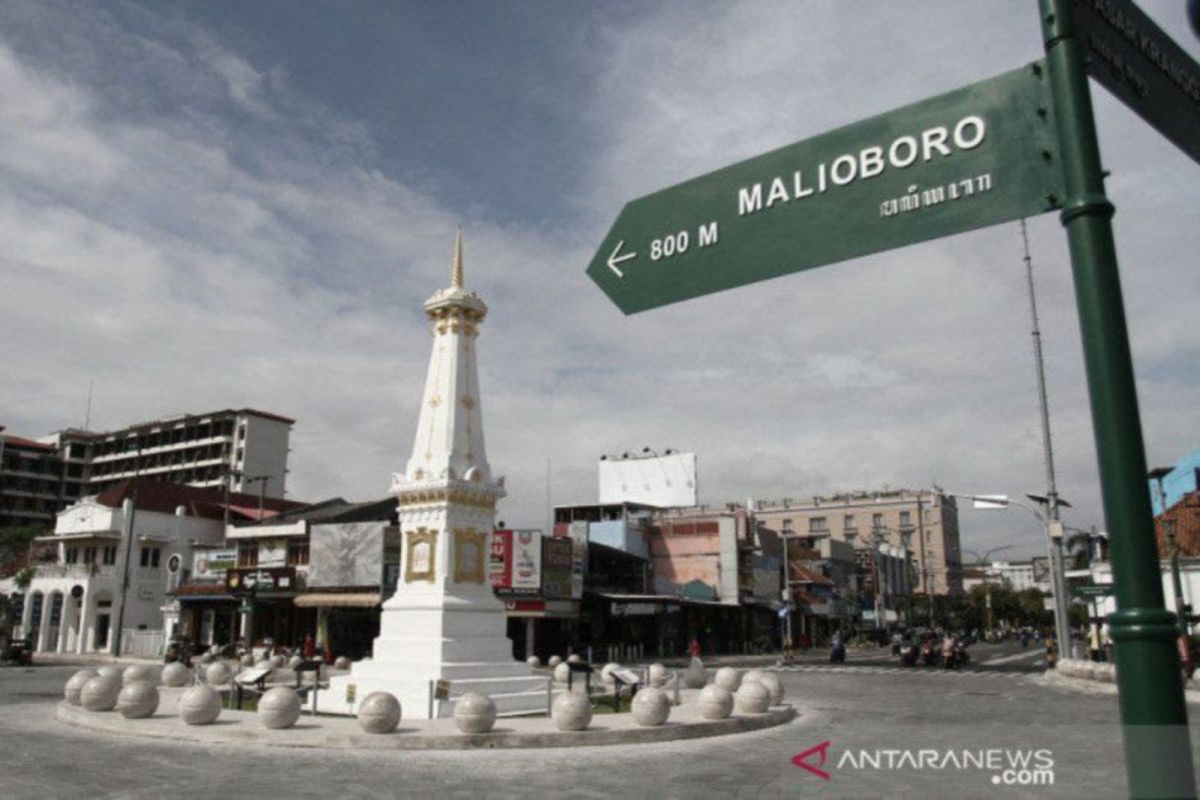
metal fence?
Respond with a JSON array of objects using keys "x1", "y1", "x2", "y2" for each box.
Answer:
[{"x1": 120, "y1": 629, "x2": 165, "y2": 658}]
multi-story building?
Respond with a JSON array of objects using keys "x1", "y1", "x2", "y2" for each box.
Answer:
[
  {"x1": 988, "y1": 559, "x2": 1052, "y2": 593},
  {"x1": 0, "y1": 478, "x2": 301, "y2": 656},
  {"x1": 0, "y1": 408, "x2": 293, "y2": 529},
  {"x1": 753, "y1": 489, "x2": 963, "y2": 595}
]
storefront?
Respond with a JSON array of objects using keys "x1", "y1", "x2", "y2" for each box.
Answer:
[{"x1": 293, "y1": 591, "x2": 381, "y2": 660}]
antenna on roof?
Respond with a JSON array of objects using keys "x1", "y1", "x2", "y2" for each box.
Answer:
[{"x1": 84, "y1": 379, "x2": 94, "y2": 430}]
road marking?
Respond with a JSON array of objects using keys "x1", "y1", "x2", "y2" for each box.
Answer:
[{"x1": 983, "y1": 650, "x2": 1045, "y2": 665}]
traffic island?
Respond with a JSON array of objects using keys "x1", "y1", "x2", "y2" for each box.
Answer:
[
  {"x1": 1043, "y1": 659, "x2": 1200, "y2": 703},
  {"x1": 55, "y1": 697, "x2": 797, "y2": 751}
]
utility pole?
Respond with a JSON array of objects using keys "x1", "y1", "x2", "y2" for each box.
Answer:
[
  {"x1": 1019, "y1": 218, "x2": 1072, "y2": 661},
  {"x1": 112, "y1": 435, "x2": 141, "y2": 657},
  {"x1": 1039, "y1": 1, "x2": 1193, "y2": 793}
]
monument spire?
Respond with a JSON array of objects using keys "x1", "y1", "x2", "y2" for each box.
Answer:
[{"x1": 451, "y1": 227, "x2": 464, "y2": 289}]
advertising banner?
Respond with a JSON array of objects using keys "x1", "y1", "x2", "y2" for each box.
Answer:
[
  {"x1": 568, "y1": 521, "x2": 588, "y2": 600},
  {"x1": 541, "y1": 536, "x2": 573, "y2": 599},
  {"x1": 257, "y1": 538, "x2": 288, "y2": 568},
  {"x1": 193, "y1": 549, "x2": 237, "y2": 581},
  {"x1": 489, "y1": 529, "x2": 513, "y2": 589},
  {"x1": 512, "y1": 529, "x2": 542, "y2": 593}
]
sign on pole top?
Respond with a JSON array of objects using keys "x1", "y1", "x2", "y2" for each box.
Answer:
[{"x1": 588, "y1": 62, "x2": 1064, "y2": 315}]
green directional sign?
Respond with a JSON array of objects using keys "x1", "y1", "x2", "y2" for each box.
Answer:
[
  {"x1": 1072, "y1": 583, "x2": 1116, "y2": 598},
  {"x1": 588, "y1": 61, "x2": 1065, "y2": 314}
]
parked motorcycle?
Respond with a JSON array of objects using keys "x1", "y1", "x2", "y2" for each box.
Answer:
[
  {"x1": 899, "y1": 643, "x2": 918, "y2": 667},
  {"x1": 921, "y1": 639, "x2": 940, "y2": 667}
]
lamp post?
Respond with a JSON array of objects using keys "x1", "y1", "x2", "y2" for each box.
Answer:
[
  {"x1": 951, "y1": 493, "x2": 1072, "y2": 658},
  {"x1": 962, "y1": 545, "x2": 1014, "y2": 641}
]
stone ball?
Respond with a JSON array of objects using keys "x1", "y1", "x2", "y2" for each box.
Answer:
[
  {"x1": 205, "y1": 662, "x2": 234, "y2": 685},
  {"x1": 683, "y1": 661, "x2": 707, "y2": 689},
  {"x1": 96, "y1": 665, "x2": 122, "y2": 680},
  {"x1": 547, "y1": 655, "x2": 562, "y2": 668},
  {"x1": 357, "y1": 691, "x2": 401, "y2": 734},
  {"x1": 743, "y1": 668, "x2": 768, "y2": 687},
  {"x1": 525, "y1": 656, "x2": 541, "y2": 669},
  {"x1": 631, "y1": 687, "x2": 671, "y2": 726},
  {"x1": 80, "y1": 675, "x2": 121, "y2": 712},
  {"x1": 161, "y1": 662, "x2": 191, "y2": 688},
  {"x1": 713, "y1": 667, "x2": 741, "y2": 693},
  {"x1": 552, "y1": 691, "x2": 592, "y2": 731},
  {"x1": 179, "y1": 684, "x2": 222, "y2": 725},
  {"x1": 258, "y1": 687, "x2": 301, "y2": 729},
  {"x1": 600, "y1": 662, "x2": 621, "y2": 685},
  {"x1": 697, "y1": 684, "x2": 734, "y2": 720},
  {"x1": 553, "y1": 662, "x2": 572, "y2": 684},
  {"x1": 117, "y1": 680, "x2": 160, "y2": 719},
  {"x1": 755, "y1": 671, "x2": 784, "y2": 705},
  {"x1": 288, "y1": 655, "x2": 304, "y2": 670},
  {"x1": 270, "y1": 654, "x2": 286, "y2": 669},
  {"x1": 199, "y1": 650, "x2": 217, "y2": 664},
  {"x1": 122, "y1": 664, "x2": 157, "y2": 684},
  {"x1": 648, "y1": 663, "x2": 670, "y2": 688},
  {"x1": 255, "y1": 659, "x2": 274, "y2": 671},
  {"x1": 566, "y1": 654, "x2": 582, "y2": 664},
  {"x1": 240, "y1": 654, "x2": 255, "y2": 668},
  {"x1": 334, "y1": 656, "x2": 351, "y2": 671},
  {"x1": 735, "y1": 679, "x2": 771, "y2": 714},
  {"x1": 64, "y1": 669, "x2": 98, "y2": 705},
  {"x1": 454, "y1": 692, "x2": 497, "y2": 734}
]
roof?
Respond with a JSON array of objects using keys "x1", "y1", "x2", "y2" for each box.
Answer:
[
  {"x1": 53, "y1": 408, "x2": 296, "y2": 440},
  {"x1": 94, "y1": 478, "x2": 307, "y2": 521},
  {"x1": 0, "y1": 434, "x2": 57, "y2": 451},
  {"x1": 233, "y1": 496, "x2": 398, "y2": 529}
]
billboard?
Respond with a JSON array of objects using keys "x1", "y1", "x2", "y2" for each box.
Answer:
[
  {"x1": 598, "y1": 452, "x2": 697, "y2": 508},
  {"x1": 567, "y1": 521, "x2": 588, "y2": 600},
  {"x1": 193, "y1": 549, "x2": 237, "y2": 581},
  {"x1": 541, "y1": 536, "x2": 573, "y2": 599},
  {"x1": 308, "y1": 522, "x2": 385, "y2": 588},
  {"x1": 489, "y1": 530, "x2": 512, "y2": 589},
  {"x1": 490, "y1": 529, "x2": 543, "y2": 594}
]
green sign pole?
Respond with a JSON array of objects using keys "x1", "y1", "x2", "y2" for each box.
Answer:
[{"x1": 1039, "y1": 1, "x2": 1195, "y2": 796}]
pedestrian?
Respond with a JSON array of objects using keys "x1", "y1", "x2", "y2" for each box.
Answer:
[{"x1": 688, "y1": 637, "x2": 701, "y2": 658}]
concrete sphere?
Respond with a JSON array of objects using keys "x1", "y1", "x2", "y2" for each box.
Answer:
[
  {"x1": 454, "y1": 692, "x2": 497, "y2": 734},
  {"x1": 735, "y1": 679, "x2": 771, "y2": 714},
  {"x1": 697, "y1": 685, "x2": 734, "y2": 720},
  {"x1": 334, "y1": 656, "x2": 351, "y2": 670},
  {"x1": 547, "y1": 655, "x2": 562, "y2": 668},
  {"x1": 199, "y1": 650, "x2": 217, "y2": 664},
  {"x1": 755, "y1": 671, "x2": 784, "y2": 705},
  {"x1": 743, "y1": 668, "x2": 768, "y2": 688},
  {"x1": 288, "y1": 655, "x2": 304, "y2": 670},
  {"x1": 122, "y1": 664, "x2": 157, "y2": 684},
  {"x1": 525, "y1": 656, "x2": 541, "y2": 669},
  {"x1": 647, "y1": 663, "x2": 670, "y2": 688},
  {"x1": 161, "y1": 662, "x2": 191, "y2": 688},
  {"x1": 117, "y1": 680, "x2": 160, "y2": 719},
  {"x1": 714, "y1": 667, "x2": 741, "y2": 693},
  {"x1": 96, "y1": 665, "x2": 122, "y2": 680},
  {"x1": 258, "y1": 687, "x2": 301, "y2": 729},
  {"x1": 357, "y1": 691, "x2": 401, "y2": 734},
  {"x1": 553, "y1": 662, "x2": 572, "y2": 684},
  {"x1": 270, "y1": 654, "x2": 286, "y2": 669},
  {"x1": 552, "y1": 691, "x2": 592, "y2": 731},
  {"x1": 64, "y1": 669, "x2": 98, "y2": 705},
  {"x1": 240, "y1": 653, "x2": 255, "y2": 668},
  {"x1": 179, "y1": 684, "x2": 222, "y2": 725},
  {"x1": 631, "y1": 687, "x2": 671, "y2": 726},
  {"x1": 566, "y1": 654, "x2": 582, "y2": 664},
  {"x1": 80, "y1": 676, "x2": 121, "y2": 712},
  {"x1": 205, "y1": 662, "x2": 234, "y2": 685},
  {"x1": 683, "y1": 660, "x2": 707, "y2": 689}
]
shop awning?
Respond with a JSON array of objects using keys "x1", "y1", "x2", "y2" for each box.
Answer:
[{"x1": 293, "y1": 592, "x2": 381, "y2": 608}]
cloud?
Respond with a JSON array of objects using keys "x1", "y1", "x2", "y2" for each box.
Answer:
[{"x1": 1, "y1": 0, "x2": 1196, "y2": 565}]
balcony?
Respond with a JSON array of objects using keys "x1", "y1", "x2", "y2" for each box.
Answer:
[{"x1": 33, "y1": 563, "x2": 118, "y2": 580}]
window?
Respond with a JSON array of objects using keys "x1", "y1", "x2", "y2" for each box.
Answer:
[
  {"x1": 102, "y1": 546, "x2": 117, "y2": 565},
  {"x1": 782, "y1": 519, "x2": 793, "y2": 531},
  {"x1": 808, "y1": 517, "x2": 827, "y2": 532},
  {"x1": 872, "y1": 513, "x2": 883, "y2": 529},
  {"x1": 65, "y1": 547, "x2": 78, "y2": 564},
  {"x1": 82, "y1": 547, "x2": 97, "y2": 564},
  {"x1": 843, "y1": 514, "x2": 855, "y2": 530},
  {"x1": 899, "y1": 511, "x2": 912, "y2": 527},
  {"x1": 140, "y1": 547, "x2": 161, "y2": 568},
  {"x1": 238, "y1": 544, "x2": 258, "y2": 568},
  {"x1": 287, "y1": 540, "x2": 310, "y2": 566}
]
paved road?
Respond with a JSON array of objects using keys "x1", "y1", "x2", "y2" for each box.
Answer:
[{"x1": 1, "y1": 644, "x2": 1194, "y2": 799}]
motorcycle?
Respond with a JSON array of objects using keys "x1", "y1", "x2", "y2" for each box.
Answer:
[
  {"x1": 921, "y1": 640, "x2": 940, "y2": 667},
  {"x1": 830, "y1": 640, "x2": 846, "y2": 664},
  {"x1": 899, "y1": 643, "x2": 918, "y2": 667}
]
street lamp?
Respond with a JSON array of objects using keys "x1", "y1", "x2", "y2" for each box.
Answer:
[
  {"x1": 961, "y1": 545, "x2": 1014, "y2": 640},
  {"x1": 950, "y1": 492, "x2": 1072, "y2": 660}
]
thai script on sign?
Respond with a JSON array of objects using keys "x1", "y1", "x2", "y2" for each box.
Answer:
[{"x1": 879, "y1": 173, "x2": 993, "y2": 219}]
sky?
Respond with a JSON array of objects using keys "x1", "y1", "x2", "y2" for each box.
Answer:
[{"x1": 1, "y1": 1, "x2": 1197, "y2": 562}]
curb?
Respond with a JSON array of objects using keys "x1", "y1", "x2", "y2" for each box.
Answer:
[{"x1": 55, "y1": 701, "x2": 797, "y2": 751}]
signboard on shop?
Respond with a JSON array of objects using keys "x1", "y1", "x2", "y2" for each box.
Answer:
[
  {"x1": 193, "y1": 549, "x2": 237, "y2": 580},
  {"x1": 541, "y1": 536, "x2": 573, "y2": 599}
]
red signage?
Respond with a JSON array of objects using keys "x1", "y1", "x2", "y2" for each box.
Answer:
[{"x1": 489, "y1": 530, "x2": 513, "y2": 589}]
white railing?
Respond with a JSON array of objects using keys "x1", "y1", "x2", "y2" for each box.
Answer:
[{"x1": 120, "y1": 629, "x2": 165, "y2": 658}]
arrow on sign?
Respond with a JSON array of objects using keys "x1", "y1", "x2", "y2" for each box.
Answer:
[{"x1": 606, "y1": 240, "x2": 637, "y2": 278}]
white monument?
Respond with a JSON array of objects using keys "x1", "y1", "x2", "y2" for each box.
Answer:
[{"x1": 328, "y1": 233, "x2": 544, "y2": 718}]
